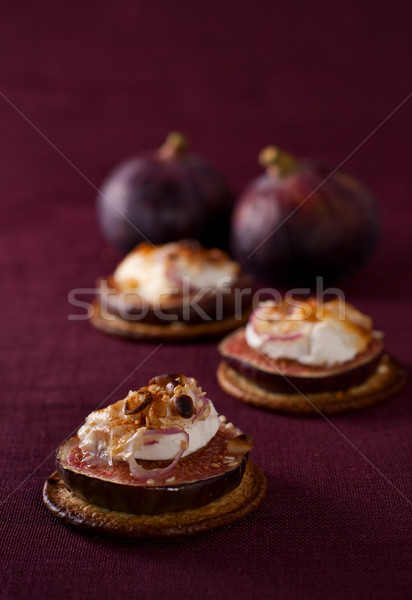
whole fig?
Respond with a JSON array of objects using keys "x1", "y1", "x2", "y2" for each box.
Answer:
[
  {"x1": 97, "y1": 133, "x2": 234, "y2": 253},
  {"x1": 231, "y1": 146, "x2": 379, "y2": 286}
]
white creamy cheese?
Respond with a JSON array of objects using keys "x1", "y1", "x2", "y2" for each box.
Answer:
[
  {"x1": 246, "y1": 300, "x2": 372, "y2": 367},
  {"x1": 113, "y1": 240, "x2": 239, "y2": 303},
  {"x1": 114, "y1": 250, "x2": 175, "y2": 301},
  {"x1": 77, "y1": 376, "x2": 220, "y2": 470}
]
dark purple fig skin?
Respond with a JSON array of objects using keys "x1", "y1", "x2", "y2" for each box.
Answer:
[
  {"x1": 99, "y1": 273, "x2": 255, "y2": 325},
  {"x1": 219, "y1": 328, "x2": 384, "y2": 394},
  {"x1": 97, "y1": 140, "x2": 234, "y2": 253},
  {"x1": 231, "y1": 160, "x2": 379, "y2": 286},
  {"x1": 57, "y1": 437, "x2": 247, "y2": 515}
]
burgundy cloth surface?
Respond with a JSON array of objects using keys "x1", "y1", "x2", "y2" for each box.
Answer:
[{"x1": 1, "y1": 2, "x2": 411, "y2": 599}]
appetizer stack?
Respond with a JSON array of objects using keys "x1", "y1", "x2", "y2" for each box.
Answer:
[
  {"x1": 92, "y1": 240, "x2": 254, "y2": 340},
  {"x1": 217, "y1": 299, "x2": 405, "y2": 414},
  {"x1": 43, "y1": 375, "x2": 266, "y2": 538}
]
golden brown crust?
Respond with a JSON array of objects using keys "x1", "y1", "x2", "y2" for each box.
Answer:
[
  {"x1": 43, "y1": 461, "x2": 267, "y2": 538},
  {"x1": 90, "y1": 300, "x2": 250, "y2": 341},
  {"x1": 217, "y1": 355, "x2": 406, "y2": 415}
]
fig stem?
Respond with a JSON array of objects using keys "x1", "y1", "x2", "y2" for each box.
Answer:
[
  {"x1": 159, "y1": 132, "x2": 189, "y2": 159},
  {"x1": 259, "y1": 146, "x2": 297, "y2": 177}
]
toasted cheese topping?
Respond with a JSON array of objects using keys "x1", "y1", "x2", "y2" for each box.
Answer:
[
  {"x1": 245, "y1": 299, "x2": 373, "y2": 366},
  {"x1": 77, "y1": 374, "x2": 220, "y2": 478},
  {"x1": 113, "y1": 240, "x2": 240, "y2": 303}
]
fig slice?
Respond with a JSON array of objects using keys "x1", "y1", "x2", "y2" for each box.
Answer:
[
  {"x1": 56, "y1": 425, "x2": 248, "y2": 515},
  {"x1": 99, "y1": 272, "x2": 255, "y2": 325},
  {"x1": 218, "y1": 328, "x2": 385, "y2": 394}
]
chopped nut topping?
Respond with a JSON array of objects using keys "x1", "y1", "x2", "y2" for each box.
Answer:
[{"x1": 124, "y1": 390, "x2": 153, "y2": 415}]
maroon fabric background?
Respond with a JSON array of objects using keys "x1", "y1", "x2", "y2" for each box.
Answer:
[{"x1": 1, "y1": 1, "x2": 411, "y2": 598}]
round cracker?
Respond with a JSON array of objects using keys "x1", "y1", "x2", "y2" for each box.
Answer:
[
  {"x1": 217, "y1": 355, "x2": 406, "y2": 415},
  {"x1": 90, "y1": 301, "x2": 250, "y2": 341},
  {"x1": 43, "y1": 461, "x2": 266, "y2": 538}
]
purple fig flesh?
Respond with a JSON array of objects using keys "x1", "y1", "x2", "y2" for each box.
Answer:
[{"x1": 57, "y1": 426, "x2": 248, "y2": 515}]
